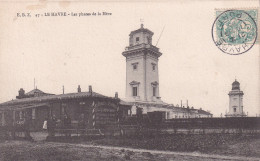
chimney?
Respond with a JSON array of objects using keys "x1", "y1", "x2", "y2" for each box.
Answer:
[
  {"x1": 78, "y1": 85, "x2": 81, "y2": 93},
  {"x1": 115, "y1": 92, "x2": 118, "y2": 99},
  {"x1": 89, "y1": 85, "x2": 92, "y2": 95},
  {"x1": 62, "y1": 85, "x2": 64, "y2": 94},
  {"x1": 16, "y1": 88, "x2": 25, "y2": 99},
  {"x1": 18, "y1": 88, "x2": 25, "y2": 97}
]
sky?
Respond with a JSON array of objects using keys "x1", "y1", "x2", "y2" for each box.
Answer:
[{"x1": 0, "y1": 1, "x2": 259, "y2": 117}]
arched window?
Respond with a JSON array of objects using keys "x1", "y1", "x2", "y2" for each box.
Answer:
[
  {"x1": 151, "y1": 81, "x2": 159, "y2": 97},
  {"x1": 133, "y1": 87, "x2": 137, "y2": 96},
  {"x1": 153, "y1": 87, "x2": 156, "y2": 96},
  {"x1": 129, "y1": 81, "x2": 140, "y2": 97}
]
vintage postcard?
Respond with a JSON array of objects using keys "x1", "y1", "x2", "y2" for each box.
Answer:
[{"x1": 0, "y1": 0, "x2": 259, "y2": 160}]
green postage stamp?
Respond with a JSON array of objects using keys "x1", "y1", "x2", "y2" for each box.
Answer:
[{"x1": 212, "y1": 9, "x2": 258, "y2": 55}]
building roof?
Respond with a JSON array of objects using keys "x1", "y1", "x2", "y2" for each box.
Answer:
[
  {"x1": 232, "y1": 79, "x2": 240, "y2": 85},
  {"x1": 119, "y1": 100, "x2": 135, "y2": 106},
  {"x1": 0, "y1": 103, "x2": 48, "y2": 111},
  {"x1": 120, "y1": 99, "x2": 168, "y2": 106},
  {"x1": 129, "y1": 24, "x2": 154, "y2": 36},
  {"x1": 119, "y1": 100, "x2": 212, "y2": 116},
  {"x1": 195, "y1": 109, "x2": 212, "y2": 115},
  {"x1": 232, "y1": 79, "x2": 240, "y2": 90},
  {"x1": 0, "y1": 91, "x2": 117, "y2": 108},
  {"x1": 25, "y1": 89, "x2": 46, "y2": 95}
]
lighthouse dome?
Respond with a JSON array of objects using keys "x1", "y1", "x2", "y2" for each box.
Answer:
[{"x1": 232, "y1": 79, "x2": 240, "y2": 90}]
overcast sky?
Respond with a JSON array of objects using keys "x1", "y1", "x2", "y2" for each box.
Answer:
[{"x1": 0, "y1": 1, "x2": 259, "y2": 116}]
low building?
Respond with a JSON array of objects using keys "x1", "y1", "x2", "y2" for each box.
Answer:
[
  {"x1": 0, "y1": 86, "x2": 130, "y2": 131},
  {"x1": 120, "y1": 101, "x2": 212, "y2": 119}
]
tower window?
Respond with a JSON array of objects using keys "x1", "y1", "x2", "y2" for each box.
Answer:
[
  {"x1": 133, "y1": 64, "x2": 137, "y2": 70},
  {"x1": 151, "y1": 63, "x2": 156, "y2": 71},
  {"x1": 234, "y1": 108, "x2": 236, "y2": 112},
  {"x1": 133, "y1": 87, "x2": 137, "y2": 96},
  {"x1": 147, "y1": 36, "x2": 151, "y2": 44},
  {"x1": 153, "y1": 87, "x2": 156, "y2": 96},
  {"x1": 132, "y1": 62, "x2": 138, "y2": 71},
  {"x1": 136, "y1": 37, "x2": 139, "y2": 42}
]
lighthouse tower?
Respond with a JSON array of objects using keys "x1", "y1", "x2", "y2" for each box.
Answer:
[
  {"x1": 226, "y1": 79, "x2": 246, "y2": 117},
  {"x1": 122, "y1": 24, "x2": 163, "y2": 103}
]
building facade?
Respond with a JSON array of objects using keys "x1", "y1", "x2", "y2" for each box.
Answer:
[
  {"x1": 0, "y1": 86, "x2": 130, "y2": 131},
  {"x1": 122, "y1": 24, "x2": 162, "y2": 103},
  {"x1": 226, "y1": 79, "x2": 246, "y2": 117},
  {"x1": 121, "y1": 24, "x2": 212, "y2": 119}
]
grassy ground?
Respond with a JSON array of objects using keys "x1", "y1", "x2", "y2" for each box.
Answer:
[
  {"x1": 0, "y1": 141, "x2": 231, "y2": 161},
  {"x1": 0, "y1": 134, "x2": 259, "y2": 161},
  {"x1": 89, "y1": 134, "x2": 260, "y2": 158}
]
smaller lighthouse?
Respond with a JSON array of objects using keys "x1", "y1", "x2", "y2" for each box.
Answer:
[{"x1": 226, "y1": 79, "x2": 246, "y2": 117}]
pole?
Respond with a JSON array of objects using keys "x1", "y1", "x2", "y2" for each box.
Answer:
[{"x1": 155, "y1": 26, "x2": 165, "y2": 46}]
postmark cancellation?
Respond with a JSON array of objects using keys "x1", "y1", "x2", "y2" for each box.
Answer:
[{"x1": 212, "y1": 9, "x2": 258, "y2": 55}]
